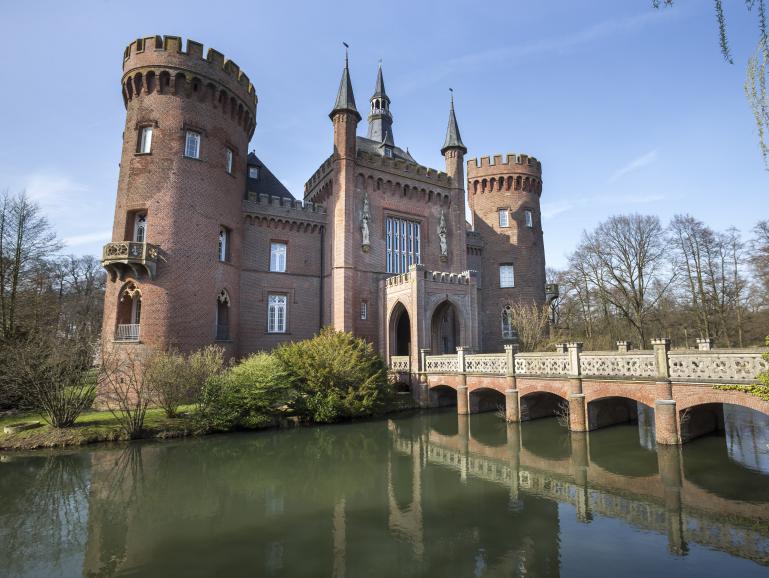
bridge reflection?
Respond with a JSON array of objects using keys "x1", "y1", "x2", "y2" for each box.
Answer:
[{"x1": 388, "y1": 412, "x2": 769, "y2": 565}]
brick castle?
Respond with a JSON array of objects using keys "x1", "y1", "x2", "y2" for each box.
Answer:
[{"x1": 101, "y1": 35, "x2": 553, "y2": 371}]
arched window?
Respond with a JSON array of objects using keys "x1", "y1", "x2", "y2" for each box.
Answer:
[
  {"x1": 133, "y1": 213, "x2": 147, "y2": 243},
  {"x1": 501, "y1": 305, "x2": 515, "y2": 340},
  {"x1": 116, "y1": 282, "x2": 142, "y2": 341},
  {"x1": 216, "y1": 290, "x2": 230, "y2": 340}
]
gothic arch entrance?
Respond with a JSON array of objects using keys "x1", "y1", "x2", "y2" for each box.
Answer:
[
  {"x1": 431, "y1": 300, "x2": 459, "y2": 354},
  {"x1": 389, "y1": 302, "x2": 411, "y2": 357}
]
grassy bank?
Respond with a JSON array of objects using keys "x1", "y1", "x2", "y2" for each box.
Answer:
[{"x1": 0, "y1": 393, "x2": 418, "y2": 452}]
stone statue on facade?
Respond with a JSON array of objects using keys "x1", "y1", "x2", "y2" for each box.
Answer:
[
  {"x1": 360, "y1": 192, "x2": 371, "y2": 252},
  {"x1": 438, "y1": 209, "x2": 448, "y2": 261}
]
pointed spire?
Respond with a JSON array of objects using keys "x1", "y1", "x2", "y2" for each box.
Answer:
[
  {"x1": 441, "y1": 88, "x2": 467, "y2": 155},
  {"x1": 330, "y1": 42, "x2": 361, "y2": 121},
  {"x1": 372, "y1": 60, "x2": 387, "y2": 99}
]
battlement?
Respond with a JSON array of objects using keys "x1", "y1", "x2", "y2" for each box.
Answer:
[
  {"x1": 304, "y1": 155, "x2": 335, "y2": 193},
  {"x1": 467, "y1": 153, "x2": 542, "y2": 177},
  {"x1": 123, "y1": 35, "x2": 256, "y2": 110},
  {"x1": 244, "y1": 193, "x2": 327, "y2": 219},
  {"x1": 356, "y1": 150, "x2": 450, "y2": 185}
]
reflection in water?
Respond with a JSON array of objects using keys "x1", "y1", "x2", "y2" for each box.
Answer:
[{"x1": 1, "y1": 409, "x2": 769, "y2": 577}]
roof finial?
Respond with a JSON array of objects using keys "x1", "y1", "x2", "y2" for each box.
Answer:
[
  {"x1": 449, "y1": 87, "x2": 454, "y2": 107},
  {"x1": 343, "y1": 41, "x2": 349, "y2": 67}
]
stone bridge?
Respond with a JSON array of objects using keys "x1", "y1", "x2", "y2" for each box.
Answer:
[
  {"x1": 388, "y1": 419, "x2": 769, "y2": 564},
  {"x1": 390, "y1": 339, "x2": 769, "y2": 445}
]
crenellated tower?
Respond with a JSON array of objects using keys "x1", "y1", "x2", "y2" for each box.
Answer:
[
  {"x1": 467, "y1": 153, "x2": 546, "y2": 351},
  {"x1": 101, "y1": 35, "x2": 256, "y2": 355}
]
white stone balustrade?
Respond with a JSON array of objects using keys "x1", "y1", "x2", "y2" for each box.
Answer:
[
  {"x1": 390, "y1": 356, "x2": 410, "y2": 372},
  {"x1": 464, "y1": 354, "x2": 507, "y2": 374},
  {"x1": 580, "y1": 352, "x2": 657, "y2": 379},
  {"x1": 514, "y1": 353, "x2": 570, "y2": 376},
  {"x1": 425, "y1": 355, "x2": 459, "y2": 374},
  {"x1": 668, "y1": 350, "x2": 769, "y2": 383}
]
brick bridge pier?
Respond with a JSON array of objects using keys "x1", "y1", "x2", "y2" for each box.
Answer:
[{"x1": 390, "y1": 338, "x2": 769, "y2": 445}]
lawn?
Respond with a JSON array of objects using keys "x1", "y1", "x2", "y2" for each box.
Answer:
[{"x1": 0, "y1": 405, "x2": 198, "y2": 451}]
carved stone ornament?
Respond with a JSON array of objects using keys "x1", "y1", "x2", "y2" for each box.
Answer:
[
  {"x1": 438, "y1": 209, "x2": 448, "y2": 261},
  {"x1": 360, "y1": 191, "x2": 371, "y2": 252}
]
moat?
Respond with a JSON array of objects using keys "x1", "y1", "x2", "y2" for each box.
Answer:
[{"x1": 2, "y1": 408, "x2": 769, "y2": 578}]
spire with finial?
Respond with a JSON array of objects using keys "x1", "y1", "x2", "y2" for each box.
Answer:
[
  {"x1": 330, "y1": 42, "x2": 361, "y2": 121},
  {"x1": 367, "y1": 60, "x2": 393, "y2": 143},
  {"x1": 441, "y1": 88, "x2": 467, "y2": 155}
]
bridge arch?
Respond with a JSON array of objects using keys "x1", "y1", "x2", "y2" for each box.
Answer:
[
  {"x1": 469, "y1": 387, "x2": 505, "y2": 414},
  {"x1": 519, "y1": 390, "x2": 568, "y2": 421},
  {"x1": 586, "y1": 395, "x2": 654, "y2": 432},
  {"x1": 429, "y1": 384, "x2": 457, "y2": 409}
]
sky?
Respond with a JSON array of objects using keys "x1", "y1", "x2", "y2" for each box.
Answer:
[{"x1": 0, "y1": 0, "x2": 766, "y2": 269}]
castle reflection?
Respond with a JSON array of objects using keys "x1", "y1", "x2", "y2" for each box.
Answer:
[{"x1": 0, "y1": 409, "x2": 768, "y2": 577}]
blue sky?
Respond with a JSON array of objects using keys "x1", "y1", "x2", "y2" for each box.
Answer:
[{"x1": 0, "y1": 0, "x2": 765, "y2": 269}]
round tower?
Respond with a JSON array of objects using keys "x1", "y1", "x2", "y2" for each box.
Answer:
[
  {"x1": 101, "y1": 35, "x2": 256, "y2": 356},
  {"x1": 466, "y1": 153, "x2": 545, "y2": 351}
]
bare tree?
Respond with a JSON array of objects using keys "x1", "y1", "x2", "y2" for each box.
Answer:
[
  {"x1": 575, "y1": 214, "x2": 672, "y2": 348},
  {"x1": 99, "y1": 347, "x2": 154, "y2": 438},
  {"x1": 752, "y1": 220, "x2": 769, "y2": 303},
  {"x1": 501, "y1": 301, "x2": 551, "y2": 352}
]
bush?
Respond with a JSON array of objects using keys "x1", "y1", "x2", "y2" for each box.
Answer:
[
  {"x1": 10, "y1": 335, "x2": 96, "y2": 427},
  {"x1": 274, "y1": 328, "x2": 392, "y2": 423},
  {"x1": 148, "y1": 346, "x2": 224, "y2": 418},
  {"x1": 196, "y1": 352, "x2": 294, "y2": 431}
]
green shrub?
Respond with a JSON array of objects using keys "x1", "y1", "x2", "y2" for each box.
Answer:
[
  {"x1": 196, "y1": 352, "x2": 294, "y2": 431},
  {"x1": 274, "y1": 328, "x2": 392, "y2": 423}
]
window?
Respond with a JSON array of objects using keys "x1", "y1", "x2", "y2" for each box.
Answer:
[
  {"x1": 225, "y1": 148, "x2": 234, "y2": 174},
  {"x1": 270, "y1": 242, "x2": 287, "y2": 272},
  {"x1": 384, "y1": 147, "x2": 393, "y2": 158},
  {"x1": 360, "y1": 300, "x2": 368, "y2": 320},
  {"x1": 216, "y1": 290, "x2": 230, "y2": 341},
  {"x1": 498, "y1": 209, "x2": 509, "y2": 228},
  {"x1": 499, "y1": 264, "x2": 515, "y2": 288},
  {"x1": 218, "y1": 227, "x2": 230, "y2": 262},
  {"x1": 138, "y1": 126, "x2": 153, "y2": 154},
  {"x1": 501, "y1": 306, "x2": 515, "y2": 340},
  {"x1": 133, "y1": 213, "x2": 147, "y2": 243},
  {"x1": 524, "y1": 209, "x2": 534, "y2": 228},
  {"x1": 268, "y1": 294, "x2": 287, "y2": 333},
  {"x1": 185, "y1": 130, "x2": 200, "y2": 159},
  {"x1": 249, "y1": 165, "x2": 259, "y2": 179},
  {"x1": 386, "y1": 216, "x2": 421, "y2": 274}
]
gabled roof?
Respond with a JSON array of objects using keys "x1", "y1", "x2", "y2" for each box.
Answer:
[{"x1": 246, "y1": 152, "x2": 295, "y2": 200}]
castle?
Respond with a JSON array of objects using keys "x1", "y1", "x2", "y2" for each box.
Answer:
[{"x1": 101, "y1": 35, "x2": 550, "y2": 375}]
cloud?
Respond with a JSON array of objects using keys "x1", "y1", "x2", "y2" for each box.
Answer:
[
  {"x1": 542, "y1": 190, "x2": 665, "y2": 221},
  {"x1": 24, "y1": 172, "x2": 90, "y2": 212},
  {"x1": 397, "y1": 11, "x2": 668, "y2": 95},
  {"x1": 609, "y1": 150, "x2": 659, "y2": 182},
  {"x1": 63, "y1": 230, "x2": 111, "y2": 248},
  {"x1": 541, "y1": 200, "x2": 575, "y2": 219}
]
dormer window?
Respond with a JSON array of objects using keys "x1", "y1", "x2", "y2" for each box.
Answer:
[
  {"x1": 249, "y1": 166, "x2": 259, "y2": 180},
  {"x1": 384, "y1": 147, "x2": 393, "y2": 158}
]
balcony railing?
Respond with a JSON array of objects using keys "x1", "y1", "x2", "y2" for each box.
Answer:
[
  {"x1": 102, "y1": 241, "x2": 160, "y2": 280},
  {"x1": 115, "y1": 324, "x2": 140, "y2": 342}
]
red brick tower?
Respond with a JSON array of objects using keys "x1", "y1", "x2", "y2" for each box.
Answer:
[
  {"x1": 467, "y1": 154, "x2": 545, "y2": 351},
  {"x1": 101, "y1": 35, "x2": 256, "y2": 356}
]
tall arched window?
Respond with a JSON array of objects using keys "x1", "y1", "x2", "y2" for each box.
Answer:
[
  {"x1": 116, "y1": 282, "x2": 142, "y2": 341},
  {"x1": 501, "y1": 305, "x2": 515, "y2": 340},
  {"x1": 216, "y1": 290, "x2": 230, "y2": 341},
  {"x1": 133, "y1": 213, "x2": 147, "y2": 243}
]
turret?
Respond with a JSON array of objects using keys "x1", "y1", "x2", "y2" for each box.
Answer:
[
  {"x1": 330, "y1": 47, "x2": 360, "y2": 160},
  {"x1": 101, "y1": 35, "x2": 256, "y2": 356},
  {"x1": 367, "y1": 63, "x2": 393, "y2": 143},
  {"x1": 441, "y1": 90, "x2": 467, "y2": 185}
]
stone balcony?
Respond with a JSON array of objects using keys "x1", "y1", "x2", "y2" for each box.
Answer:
[{"x1": 101, "y1": 241, "x2": 160, "y2": 281}]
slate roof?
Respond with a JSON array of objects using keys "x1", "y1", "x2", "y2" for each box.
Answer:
[
  {"x1": 246, "y1": 152, "x2": 295, "y2": 200},
  {"x1": 356, "y1": 136, "x2": 415, "y2": 163}
]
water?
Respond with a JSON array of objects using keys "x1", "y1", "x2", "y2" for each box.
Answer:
[{"x1": 2, "y1": 407, "x2": 769, "y2": 577}]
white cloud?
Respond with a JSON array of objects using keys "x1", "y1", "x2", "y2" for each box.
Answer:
[
  {"x1": 63, "y1": 230, "x2": 111, "y2": 248},
  {"x1": 541, "y1": 200, "x2": 575, "y2": 219},
  {"x1": 609, "y1": 150, "x2": 659, "y2": 182},
  {"x1": 24, "y1": 172, "x2": 90, "y2": 211}
]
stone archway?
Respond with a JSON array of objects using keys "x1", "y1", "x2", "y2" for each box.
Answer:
[
  {"x1": 389, "y1": 302, "x2": 411, "y2": 357},
  {"x1": 430, "y1": 300, "x2": 459, "y2": 354}
]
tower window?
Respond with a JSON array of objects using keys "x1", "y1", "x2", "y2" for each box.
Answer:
[
  {"x1": 268, "y1": 294, "x2": 287, "y2": 333},
  {"x1": 133, "y1": 213, "x2": 147, "y2": 243},
  {"x1": 270, "y1": 242, "x2": 287, "y2": 272},
  {"x1": 138, "y1": 126, "x2": 153, "y2": 154},
  {"x1": 218, "y1": 227, "x2": 230, "y2": 262},
  {"x1": 360, "y1": 300, "x2": 368, "y2": 320},
  {"x1": 501, "y1": 305, "x2": 516, "y2": 340},
  {"x1": 386, "y1": 217, "x2": 421, "y2": 274},
  {"x1": 216, "y1": 290, "x2": 230, "y2": 341},
  {"x1": 225, "y1": 148, "x2": 234, "y2": 174},
  {"x1": 499, "y1": 264, "x2": 515, "y2": 288},
  {"x1": 524, "y1": 209, "x2": 534, "y2": 228},
  {"x1": 384, "y1": 147, "x2": 393, "y2": 158},
  {"x1": 498, "y1": 209, "x2": 509, "y2": 228},
  {"x1": 249, "y1": 166, "x2": 259, "y2": 179},
  {"x1": 184, "y1": 131, "x2": 201, "y2": 159}
]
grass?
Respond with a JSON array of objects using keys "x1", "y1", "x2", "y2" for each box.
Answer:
[{"x1": 0, "y1": 405, "x2": 198, "y2": 451}]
